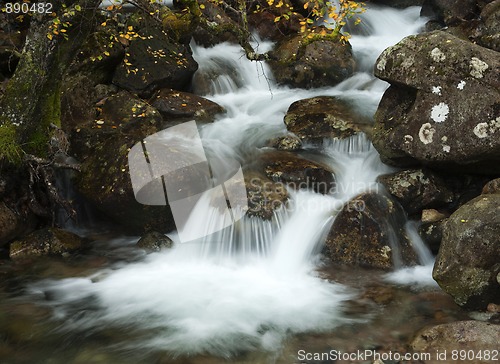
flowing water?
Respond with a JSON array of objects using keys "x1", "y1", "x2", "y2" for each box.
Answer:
[{"x1": 0, "y1": 5, "x2": 465, "y2": 364}]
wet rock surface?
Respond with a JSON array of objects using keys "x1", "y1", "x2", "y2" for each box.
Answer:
[
  {"x1": 433, "y1": 194, "x2": 500, "y2": 309},
  {"x1": 326, "y1": 192, "x2": 418, "y2": 269},
  {"x1": 259, "y1": 151, "x2": 336, "y2": 194},
  {"x1": 284, "y1": 96, "x2": 372, "y2": 142},
  {"x1": 137, "y1": 231, "x2": 174, "y2": 252}
]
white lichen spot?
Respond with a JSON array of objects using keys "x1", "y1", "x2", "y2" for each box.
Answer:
[
  {"x1": 457, "y1": 80, "x2": 466, "y2": 90},
  {"x1": 419, "y1": 123, "x2": 436, "y2": 144},
  {"x1": 430, "y1": 47, "x2": 446, "y2": 62},
  {"x1": 441, "y1": 136, "x2": 448, "y2": 142},
  {"x1": 404, "y1": 135, "x2": 413, "y2": 144},
  {"x1": 432, "y1": 86, "x2": 442, "y2": 95},
  {"x1": 473, "y1": 117, "x2": 500, "y2": 138},
  {"x1": 376, "y1": 57, "x2": 387, "y2": 72},
  {"x1": 473, "y1": 122, "x2": 489, "y2": 138},
  {"x1": 381, "y1": 246, "x2": 391, "y2": 259},
  {"x1": 443, "y1": 145, "x2": 451, "y2": 153},
  {"x1": 430, "y1": 103, "x2": 450, "y2": 123},
  {"x1": 470, "y1": 57, "x2": 489, "y2": 78}
]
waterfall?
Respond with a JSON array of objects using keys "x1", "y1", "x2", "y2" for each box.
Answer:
[{"x1": 29, "y1": 5, "x2": 433, "y2": 358}]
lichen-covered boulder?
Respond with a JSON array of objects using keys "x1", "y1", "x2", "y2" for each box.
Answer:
[
  {"x1": 283, "y1": 96, "x2": 371, "y2": 142},
  {"x1": 326, "y1": 192, "x2": 418, "y2": 269},
  {"x1": 410, "y1": 321, "x2": 500, "y2": 355},
  {"x1": 259, "y1": 151, "x2": 336, "y2": 194},
  {"x1": 377, "y1": 169, "x2": 453, "y2": 215},
  {"x1": 9, "y1": 228, "x2": 85, "y2": 260},
  {"x1": 433, "y1": 194, "x2": 500, "y2": 309},
  {"x1": 373, "y1": 31, "x2": 500, "y2": 173},
  {"x1": 269, "y1": 35, "x2": 355, "y2": 89},
  {"x1": 149, "y1": 89, "x2": 224, "y2": 124},
  {"x1": 112, "y1": 26, "x2": 197, "y2": 96},
  {"x1": 137, "y1": 231, "x2": 174, "y2": 252}
]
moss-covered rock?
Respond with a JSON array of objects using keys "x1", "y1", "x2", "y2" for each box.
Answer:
[
  {"x1": 433, "y1": 194, "x2": 500, "y2": 309},
  {"x1": 284, "y1": 96, "x2": 372, "y2": 142},
  {"x1": 326, "y1": 192, "x2": 418, "y2": 269},
  {"x1": 269, "y1": 35, "x2": 355, "y2": 89},
  {"x1": 9, "y1": 227, "x2": 85, "y2": 260}
]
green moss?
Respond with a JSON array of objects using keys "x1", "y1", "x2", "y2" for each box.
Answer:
[{"x1": 0, "y1": 123, "x2": 23, "y2": 164}]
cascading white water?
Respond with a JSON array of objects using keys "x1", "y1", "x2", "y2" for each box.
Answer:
[{"x1": 30, "y1": 5, "x2": 433, "y2": 358}]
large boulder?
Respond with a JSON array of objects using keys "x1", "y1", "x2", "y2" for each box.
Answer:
[
  {"x1": 373, "y1": 31, "x2": 500, "y2": 174},
  {"x1": 283, "y1": 96, "x2": 372, "y2": 142},
  {"x1": 433, "y1": 194, "x2": 500, "y2": 309},
  {"x1": 326, "y1": 192, "x2": 418, "y2": 269},
  {"x1": 269, "y1": 35, "x2": 355, "y2": 89},
  {"x1": 73, "y1": 92, "x2": 177, "y2": 234},
  {"x1": 112, "y1": 25, "x2": 198, "y2": 96},
  {"x1": 410, "y1": 321, "x2": 500, "y2": 356},
  {"x1": 377, "y1": 169, "x2": 453, "y2": 215}
]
